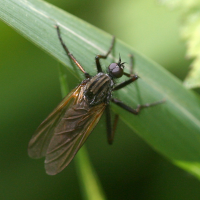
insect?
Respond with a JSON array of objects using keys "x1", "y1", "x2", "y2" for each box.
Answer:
[{"x1": 28, "y1": 25, "x2": 163, "y2": 175}]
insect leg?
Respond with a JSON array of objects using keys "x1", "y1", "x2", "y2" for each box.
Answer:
[
  {"x1": 105, "y1": 105, "x2": 119, "y2": 144},
  {"x1": 113, "y1": 55, "x2": 165, "y2": 113},
  {"x1": 111, "y1": 98, "x2": 164, "y2": 115},
  {"x1": 113, "y1": 75, "x2": 138, "y2": 91},
  {"x1": 95, "y1": 36, "x2": 115, "y2": 73},
  {"x1": 56, "y1": 25, "x2": 90, "y2": 78},
  {"x1": 113, "y1": 55, "x2": 138, "y2": 91}
]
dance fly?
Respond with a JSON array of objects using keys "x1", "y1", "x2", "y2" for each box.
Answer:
[{"x1": 28, "y1": 25, "x2": 163, "y2": 175}]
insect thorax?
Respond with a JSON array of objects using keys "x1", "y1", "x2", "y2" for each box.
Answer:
[{"x1": 84, "y1": 73, "x2": 113, "y2": 106}]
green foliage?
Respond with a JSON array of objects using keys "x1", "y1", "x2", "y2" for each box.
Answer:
[
  {"x1": 159, "y1": 0, "x2": 198, "y2": 8},
  {"x1": 1, "y1": 0, "x2": 200, "y2": 195},
  {"x1": 159, "y1": 0, "x2": 200, "y2": 88}
]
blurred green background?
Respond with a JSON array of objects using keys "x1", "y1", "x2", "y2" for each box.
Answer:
[{"x1": 1, "y1": 0, "x2": 200, "y2": 199}]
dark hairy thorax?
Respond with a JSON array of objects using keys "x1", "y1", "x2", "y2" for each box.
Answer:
[{"x1": 84, "y1": 73, "x2": 114, "y2": 106}]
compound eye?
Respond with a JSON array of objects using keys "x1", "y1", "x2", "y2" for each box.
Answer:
[{"x1": 108, "y1": 63, "x2": 123, "y2": 78}]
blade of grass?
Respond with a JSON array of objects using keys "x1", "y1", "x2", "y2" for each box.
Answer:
[
  {"x1": 58, "y1": 63, "x2": 69, "y2": 97},
  {"x1": 1, "y1": 0, "x2": 200, "y2": 179},
  {"x1": 58, "y1": 64, "x2": 106, "y2": 200},
  {"x1": 75, "y1": 147, "x2": 106, "y2": 200}
]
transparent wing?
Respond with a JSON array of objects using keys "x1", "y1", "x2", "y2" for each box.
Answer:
[
  {"x1": 44, "y1": 100, "x2": 106, "y2": 175},
  {"x1": 28, "y1": 86, "x2": 81, "y2": 159}
]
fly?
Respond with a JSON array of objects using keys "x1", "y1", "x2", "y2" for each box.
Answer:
[{"x1": 28, "y1": 25, "x2": 164, "y2": 175}]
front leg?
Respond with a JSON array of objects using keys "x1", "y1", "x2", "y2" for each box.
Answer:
[
  {"x1": 113, "y1": 75, "x2": 138, "y2": 91},
  {"x1": 95, "y1": 36, "x2": 115, "y2": 73}
]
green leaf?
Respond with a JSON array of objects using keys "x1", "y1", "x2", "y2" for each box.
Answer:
[
  {"x1": 159, "y1": 0, "x2": 200, "y2": 88},
  {"x1": 182, "y1": 9, "x2": 200, "y2": 88},
  {"x1": 1, "y1": 0, "x2": 200, "y2": 181}
]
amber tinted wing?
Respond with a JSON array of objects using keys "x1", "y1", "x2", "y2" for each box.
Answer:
[
  {"x1": 44, "y1": 100, "x2": 106, "y2": 175},
  {"x1": 28, "y1": 86, "x2": 81, "y2": 159}
]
